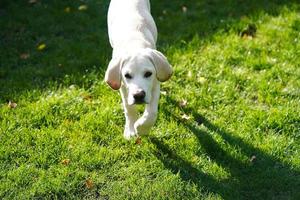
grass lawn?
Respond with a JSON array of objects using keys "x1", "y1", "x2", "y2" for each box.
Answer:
[{"x1": 1, "y1": 0, "x2": 300, "y2": 199}]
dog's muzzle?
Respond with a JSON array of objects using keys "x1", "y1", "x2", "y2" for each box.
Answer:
[{"x1": 133, "y1": 90, "x2": 146, "y2": 104}]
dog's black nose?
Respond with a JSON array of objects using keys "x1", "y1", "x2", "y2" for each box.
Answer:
[{"x1": 133, "y1": 91, "x2": 146, "y2": 102}]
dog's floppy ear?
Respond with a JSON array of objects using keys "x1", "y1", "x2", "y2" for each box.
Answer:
[
  {"x1": 145, "y1": 49, "x2": 172, "y2": 82},
  {"x1": 105, "y1": 57, "x2": 123, "y2": 90}
]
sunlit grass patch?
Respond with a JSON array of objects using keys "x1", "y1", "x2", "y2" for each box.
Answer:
[{"x1": 0, "y1": 0, "x2": 299, "y2": 199}]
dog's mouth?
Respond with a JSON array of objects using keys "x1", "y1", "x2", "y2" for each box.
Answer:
[
  {"x1": 134, "y1": 99, "x2": 146, "y2": 105},
  {"x1": 128, "y1": 98, "x2": 149, "y2": 105}
]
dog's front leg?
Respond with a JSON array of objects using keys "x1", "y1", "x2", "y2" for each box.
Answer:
[
  {"x1": 120, "y1": 86, "x2": 138, "y2": 139},
  {"x1": 134, "y1": 82, "x2": 160, "y2": 135}
]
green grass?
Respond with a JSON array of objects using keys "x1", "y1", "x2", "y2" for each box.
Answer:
[{"x1": 1, "y1": 0, "x2": 300, "y2": 199}]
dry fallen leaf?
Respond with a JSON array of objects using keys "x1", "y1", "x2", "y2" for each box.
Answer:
[
  {"x1": 198, "y1": 76, "x2": 207, "y2": 84},
  {"x1": 135, "y1": 137, "x2": 142, "y2": 145},
  {"x1": 8, "y1": 101, "x2": 17, "y2": 109},
  {"x1": 37, "y1": 43, "x2": 46, "y2": 51},
  {"x1": 85, "y1": 179, "x2": 94, "y2": 189},
  {"x1": 160, "y1": 91, "x2": 167, "y2": 95},
  {"x1": 179, "y1": 99, "x2": 188, "y2": 108},
  {"x1": 28, "y1": 0, "x2": 38, "y2": 4},
  {"x1": 64, "y1": 7, "x2": 71, "y2": 13},
  {"x1": 78, "y1": 5, "x2": 88, "y2": 11},
  {"x1": 250, "y1": 155, "x2": 256, "y2": 163},
  {"x1": 240, "y1": 24, "x2": 257, "y2": 38},
  {"x1": 20, "y1": 53, "x2": 30, "y2": 60},
  {"x1": 181, "y1": 114, "x2": 191, "y2": 120},
  {"x1": 61, "y1": 159, "x2": 70, "y2": 166},
  {"x1": 82, "y1": 94, "x2": 92, "y2": 101},
  {"x1": 242, "y1": 34, "x2": 253, "y2": 40},
  {"x1": 240, "y1": 15, "x2": 249, "y2": 21},
  {"x1": 187, "y1": 71, "x2": 193, "y2": 78}
]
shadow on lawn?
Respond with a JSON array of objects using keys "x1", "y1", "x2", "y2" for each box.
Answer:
[
  {"x1": 152, "y1": 0, "x2": 299, "y2": 45},
  {"x1": 0, "y1": 0, "x2": 297, "y2": 100},
  {"x1": 150, "y1": 97, "x2": 300, "y2": 199},
  {"x1": 0, "y1": 0, "x2": 111, "y2": 100}
]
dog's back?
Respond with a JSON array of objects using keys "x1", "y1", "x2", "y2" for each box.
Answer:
[{"x1": 108, "y1": 0, "x2": 157, "y2": 57}]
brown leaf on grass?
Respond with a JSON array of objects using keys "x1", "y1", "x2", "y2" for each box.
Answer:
[
  {"x1": 82, "y1": 94, "x2": 92, "y2": 101},
  {"x1": 240, "y1": 15, "x2": 249, "y2": 21},
  {"x1": 20, "y1": 53, "x2": 30, "y2": 60},
  {"x1": 64, "y1": 7, "x2": 71, "y2": 13},
  {"x1": 80, "y1": 92, "x2": 92, "y2": 102},
  {"x1": 187, "y1": 71, "x2": 193, "y2": 78},
  {"x1": 198, "y1": 76, "x2": 207, "y2": 84},
  {"x1": 28, "y1": 0, "x2": 38, "y2": 4},
  {"x1": 8, "y1": 101, "x2": 17, "y2": 109},
  {"x1": 85, "y1": 179, "x2": 94, "y2": 189},
  {"x1": 78, "y1": 5, "x2": 88, "y2": 11},
  {"x1": 160, "y1": 91, "x2": 167, "y2": 96},
  {"x1": 250, "y1": 155, "x2": 256, "y2": 163},
  {"x1": 240, "y1": 24, "x2": 257, "y2": 38},
  {"x1": 179, "y1": 99, "x2": 188, "y2": 108},
  {"x1": 37, "y1": 43, "x2": 46, "y2": 51},
  {"x1": 135, "y1": 137, "x2": 142, "y2": 145},
  {"x1": 242, "y1": 35, "x2": 253, "y2": 40},
  {"x1": 61, "y1": 159, "x2": 70, "y2": 166},
  {"x1": 181, "y1": 114, "x2": 191, "y2": 120}
]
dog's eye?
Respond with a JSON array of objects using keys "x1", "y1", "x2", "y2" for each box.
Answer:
[
  {"x1": 124, "y1": 73, "x2": 132, "y2": 79},
  {"x1": 144, "y1": 71, "x2": 152, "y2": 78}
]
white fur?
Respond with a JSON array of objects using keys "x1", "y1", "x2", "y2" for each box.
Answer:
[{"x1": 105, "y1": 0, "x2": 172, "y2": 139}]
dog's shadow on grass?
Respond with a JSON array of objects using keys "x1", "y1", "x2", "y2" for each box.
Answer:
[{"x1": 149, "y1": 97, "x2": 300, "y2": 199}]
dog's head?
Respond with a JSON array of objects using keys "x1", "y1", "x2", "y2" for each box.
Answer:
[{"x1": 105, "y1": 48, "x2": 172, "y2": 105}]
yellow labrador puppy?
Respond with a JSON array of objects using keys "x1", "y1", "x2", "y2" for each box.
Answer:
[{"x1": 105, "y1": 0, "x2": 172, "y2": 139}]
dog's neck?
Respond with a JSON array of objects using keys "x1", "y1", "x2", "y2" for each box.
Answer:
[
  {"x1": 112, "y1": 38, "x2": 156, "y2": 58},
  {"x1": 108, "y1": 0, "x2": 157, "y2": 59}
]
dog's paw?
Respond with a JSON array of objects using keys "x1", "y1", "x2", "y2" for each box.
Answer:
[
  {"x1": 124, "y1": 128, "x2": 137, "y2": 140},
  {"x1": 134, "y1": 118, "x2": 152, "y2": 135}
]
